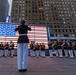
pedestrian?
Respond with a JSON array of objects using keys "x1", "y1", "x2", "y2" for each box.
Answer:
[{"x1": 15, "y1": 19, "x2": 31, "y2": 72}]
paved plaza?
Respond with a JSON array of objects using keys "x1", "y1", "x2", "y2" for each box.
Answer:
[{"x1": 0, "y1": 56, "x2": 76, "y2": 75}]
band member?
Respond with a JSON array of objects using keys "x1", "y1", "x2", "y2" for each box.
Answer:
[
  {"x1": 58, "y1": 40, "x2": 63, "y2": 58},
  {"x1": 72, "y1": 42, "x2": 76, "y2": 56},
  {"x1": 48, "y1": 41, "x2": 53, "y2": 58},
  {"x1": 9, "y1": 41, "x2": 14, "y2": 57},
  {"x1": 41, "y1": 43, "x2": 45, "y2": 58},
  {"x1": 0, "y1": 42, "x2": 4, "y2": 57},
  {"x1": 29, "y1": 41, "x2": 34, "y2": 57},
  {"x1": 4, "y1": 42, "x2": 9, "y2": 57},
  {"x1": 35, "y1": 43, "x2": 40, "y2": 57},
  {"x1": 14, "y1": 45, "x2": 17, "y2": 56},
  {"x1": 15, "y1": 19, "x2": 31, "y2": 72},
  {"x1": 33, "y1": 43, "x2": 36, "y2": 57},
  {"x1": 62, "y1": 41, "x2": 68, "y2": 57},
  {"x1": 39, "y1": 43, "x2": 42, "y2": 56},
  {"x1": 53, "y1": 41, "x2": 58, "y2": 57},
  {"x1": 67, "y1": 41, "x2": 74, "y2": 58},
  {"x1": 8, "y1": 47, "x2": 11, "y2": 56}
]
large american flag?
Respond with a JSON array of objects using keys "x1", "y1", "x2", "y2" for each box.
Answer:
[{"x1": 0, "y1": 23, "x2": 48, "y2": 48}]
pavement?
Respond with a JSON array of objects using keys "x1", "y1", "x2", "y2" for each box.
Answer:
[{"x1": 0, "y1": 56, "x2": 76, "y2": 75}]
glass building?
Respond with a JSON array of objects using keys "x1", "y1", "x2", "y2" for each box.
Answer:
[{"x1": 0, "y1": 0, "x2": 9, "y2": 22}]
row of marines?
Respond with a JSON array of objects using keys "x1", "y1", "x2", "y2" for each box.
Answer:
[
  {"x1": 0, "y1": 40, "x2": 76, "y2": 58},
  {"x1": 0, "y1": 41, "x2": 15, "y2": 57},
  {"x1": 29, "y1": 40, "x2": 76, "y2": 58}
]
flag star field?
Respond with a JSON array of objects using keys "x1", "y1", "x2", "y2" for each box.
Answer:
[{"x1": 0, "y1": 24, "x2": 16, "y2": 37}]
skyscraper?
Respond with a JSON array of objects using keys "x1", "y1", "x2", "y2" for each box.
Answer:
[
  {"x1": 8, "y1": 0, "x2": 13, "y2": 16},
  {"x1": 0, "y1": 0, "x2": 9, "y2": 22},
  {"x1": 11, "y1": 0, "x2": 76, "y2": 40}
]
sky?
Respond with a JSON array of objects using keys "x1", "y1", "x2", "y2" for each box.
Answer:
[{"x1": 8, "y1": 0, "x2": 12, "y2": 16}]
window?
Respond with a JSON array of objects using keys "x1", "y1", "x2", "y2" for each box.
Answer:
[
  {"x1": 50, "y1": 34, "x2": 54, "y2": 37},
  {"x1": 64, "y1": 34, "x2": 69, "y2": 37}
]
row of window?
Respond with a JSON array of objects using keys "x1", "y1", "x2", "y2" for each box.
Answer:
[
  {"x1": 50, "y1": 29, "x2": 76, "y2": 33},
  {"x1": 50, "y1": 34, "x2": 75, "y2": 37}
]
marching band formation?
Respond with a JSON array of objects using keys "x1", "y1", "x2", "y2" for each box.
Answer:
[
  {"x1": 0, "y1": 40, "x2": 76, "y2": 59},
  {"x1": 0, "y1": 41, "x2": 15, "y2": 58},
  {"x1": 29, "y1": 40, "x2": 76, "y2": 58}
]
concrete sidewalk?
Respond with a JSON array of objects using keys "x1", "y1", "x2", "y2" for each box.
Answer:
[{"x1": 0, "y1": 56, "x2": 76, "y2": 75}]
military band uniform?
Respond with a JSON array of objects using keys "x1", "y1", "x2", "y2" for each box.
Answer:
[
  {"x1": 15, "y1": 20, "x2": 31, "y2": 72},
  {"x1": 32, "y1": 44, "x2": 36, "y2": 57},
  {"x1": 72, "y1": 43, "x2": 76, "y2": 56},
  {"x1": 0, "y1": 42, "x2": 4, "y2": 57},
  {"x1": 53, "y1": 42, "x2": 58, "y2": 57},
  {"x1": 48, "y1": 43, "x2": 53, "y2": 58},
  {"x1": 8, "y1": 44, "x2": 11, "y2": 56},
  {"x1": 39, "y1": 43, "x2": 42, "y2": 56},
  {"x1": 67, "y1": 42, "x2": 74, "y2": 58},
  {"x1": 41, "y1": 43, "x2": 45, "y2": 58},
  {"x1": 62, "y1": 42, "x2": 68, "y2": 57},
  {"x1": 4, "y1": 42, "x2": 9, "y2": 57},
  {"x1": 58, "y1": 41, "x2": 63, "y2": 57},
  {"x1": 30, "y1": 43, "x2": 34, "y2": 57},
  {"x1": 9, "y1": 42, "x2": 14, "y2": 57},
  {"x1": 35, "y1": 43, "x2": 40, "y2": 57}
]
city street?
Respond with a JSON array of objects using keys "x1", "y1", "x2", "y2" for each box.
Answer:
[{"x1": 0, "y1": 56, "x2": 76, "y2": 75}]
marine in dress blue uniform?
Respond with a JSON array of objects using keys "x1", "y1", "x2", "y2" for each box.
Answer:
[
  {"x1": 48, "y1": 41, "x2": 53, "y2": 58},
  {"x1": 58, "y1": 40, "x2": 63, "y2": 58},
  {"x1": 9, "y1": 41, "x2": 14, "y2": 57},
  {"x1": 41, "y1": 43, "x2": 45, "y2": 58},
  {"x1": 15, "y1": 20, "x2": 31, "y2": 72},
  {"x1": 67, "y1": 41, "x2": 74, "y2": 58},
  {"x1": 72, "y1": 42, "x2": 76, "y2": 56},
  {"x1": 29, "y1": 41, "x2": 34, "y2": 57},
  {"x1": 4, "y1": 42, "x2": 9, "y2": 57},
  {"x1": 53, "y1": 41, "x2": 58, "y2": 57},
  {"x1": 62, "y1": 41, "x2": 68, "y2": 57},
  {"x1": 0, "y1": 42, "x2": 4, "y2": 57},
  {"x1": 35, "y1": 43, "x2": 40, "y2": 58}
]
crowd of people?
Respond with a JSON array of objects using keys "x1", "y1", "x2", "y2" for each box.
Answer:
[
  {"x1": 0, "y1": 41, "x2": 16, "y2": 58},
  {"x1": 29, "y1": 40, "x2": 76, "y2": 58}
]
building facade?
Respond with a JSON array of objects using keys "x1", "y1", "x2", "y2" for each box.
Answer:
[
  {"x1": 0, "y1": 0, "x2": 9, "y2": 22},
  {"x1": 11, "y1": 0, "x2": 76, "y2": 40},
  {"x1": 8, "y1": 0, "x2": 13, "y2": 16}
]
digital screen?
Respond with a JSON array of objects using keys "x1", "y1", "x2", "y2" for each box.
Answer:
[{"x1": 0, "y1": 23, "x2": 16, "y2": 37}]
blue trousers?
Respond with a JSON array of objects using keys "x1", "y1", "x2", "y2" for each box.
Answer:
[{"x1": 17, "y1": 43, "x2": 28, "y2": 69}]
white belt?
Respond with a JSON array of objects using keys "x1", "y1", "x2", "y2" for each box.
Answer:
[{"x1": 19, "y1": 34, "x2": 27, "y2": 36}]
